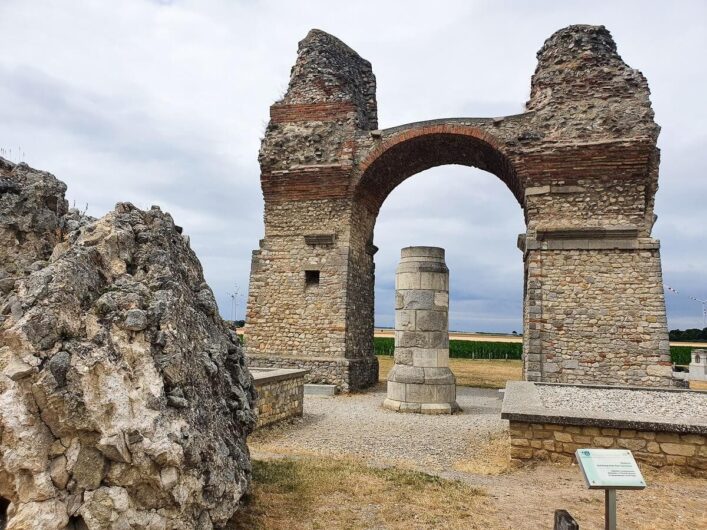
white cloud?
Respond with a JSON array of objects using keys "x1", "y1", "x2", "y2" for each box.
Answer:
[{"x1": 0, "y1": 0, "x2": 705, "y2": 331}]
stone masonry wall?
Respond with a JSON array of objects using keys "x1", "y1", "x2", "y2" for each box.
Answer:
[
  {"x1": 245, "y1": 199, "x2": 351, "y2": 359},
  {"x1": 247, "y1": 353, "x2": 377, "y2": 393},
  {"x1": 526, "y1": 246, "x2": 672, "y2": 386},
  {"x1": 253, "y1": 371, "x2": 306, "y2": 428},
  {"x1": 510, "y1": 421, "x2": 707, "y2": 478},
  {"x1": 246, "y1": 29, "x2": 380, "y2": 390}
]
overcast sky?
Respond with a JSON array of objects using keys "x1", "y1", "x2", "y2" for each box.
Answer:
[{"x1": 0, "y1": 1, "x2": 705, "y2": 332}]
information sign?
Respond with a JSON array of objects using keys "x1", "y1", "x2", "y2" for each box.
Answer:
[{"x1": 575, "y1": 448, "x2": 646, "y2": 490}]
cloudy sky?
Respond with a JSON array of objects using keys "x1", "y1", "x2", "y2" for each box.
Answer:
[{"x1": 0, "y1": 0, "x2": 705, "y2": 332}]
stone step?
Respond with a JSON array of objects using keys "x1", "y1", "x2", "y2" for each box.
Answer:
[{"x1": 304, "y1": 384, "x2": 337, "y2": 397}]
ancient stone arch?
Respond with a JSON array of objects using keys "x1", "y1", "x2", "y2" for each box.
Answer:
[{"x1": 246, "y1": 25, "x2": 673, "y2": 391}]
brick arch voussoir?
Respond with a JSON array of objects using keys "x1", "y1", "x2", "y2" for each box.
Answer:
[{"x1": 354, "y1": 123, "x2": 523, "y2": 212}]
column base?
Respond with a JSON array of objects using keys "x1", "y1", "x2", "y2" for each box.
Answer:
[{"x1": 382, "y1": 398, "x2": 461, "y2": 414}]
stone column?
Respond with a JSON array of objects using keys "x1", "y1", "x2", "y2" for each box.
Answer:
[{"x1": 383, "y1": 246, "x2": 459, "y2": 414}]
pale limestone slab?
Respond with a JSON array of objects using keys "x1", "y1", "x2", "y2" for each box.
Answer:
[
  {"x1": 415, "y1": 310, "x2": 447, "y2": 331},
  {"x1": 405, "y1": 382, "x2": 438, "y2": 403},
  {"x1": 394, "y1": 309, "x2": 416, "y2": 330},
  {"x1": 401, "y1": 290, "x2": 435, "y2": 310},
  {"x1": 412, "y1": 349, "x2": 438, "y2": 368},
  {"x1": 434, "y1": 291, "x2": 449, "y2": 308},
  {"x1": 388, "y1": 365, "x2": 425, "y2": 384},
  {"x1": 396, "y1": 272, "x2": 421, "y2": 290},
  {"x1": 419, "y1": 271, "x2": 448, "y2": 291},
  {"x1": 386, "y1": 381, "x2": 406, "y2": 402},
  {"x1": 420, "y1": 403, "x2": 453, "y2": 415}
]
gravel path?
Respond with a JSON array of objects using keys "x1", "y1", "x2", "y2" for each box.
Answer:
[
  {"x1": 248, "y1": 385, "x2": 707, "y2": 529},
  {"x1": 249, "y1": 385, "x2": 507, "y2": 470},
  {"x1": 538, "y1": 385, "x2": 707, "y2": 419}
]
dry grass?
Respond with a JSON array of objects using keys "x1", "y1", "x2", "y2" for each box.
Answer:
[
  {"x1": 377, "y1": 355, "x2": 522, "y2": 389},
  {"x1": 453, "y1": 431, "x2": 511, "y2": 475},
  {"x1": 229, "y1": 456, "x2": 493, "y2": 529},
  {"x1": 689, "y1": 380, "x2": 707, "y2": 391}
]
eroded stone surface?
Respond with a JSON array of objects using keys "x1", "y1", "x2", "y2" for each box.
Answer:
[{"x1": 0, "y1": 161, "x2": 256, "y2": 528}]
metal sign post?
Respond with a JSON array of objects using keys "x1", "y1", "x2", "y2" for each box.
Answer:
[
  {"x1": 604, "y1": 489, "x2": 617, "y2": 530},
  {"x1": 575, "y1": 449, "x2": 646, "y2": 530}
]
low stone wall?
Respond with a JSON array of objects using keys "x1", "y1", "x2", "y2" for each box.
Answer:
[
  {"x1": 252, "y1": 368, "x2": 307, "y2": 428},
  {"x1": 248, "y1": 353, "x2": 378, "y2": 392},
  {"x1": 509, "y1": 421, "x2": 706, "y2": 477},
  {"x1": 502, "y1": 381, "x2": 707, "y2": 477}
]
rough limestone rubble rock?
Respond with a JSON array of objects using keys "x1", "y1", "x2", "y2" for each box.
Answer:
[{"x1": 0, "y1": 158, "x2": 256, "y2": 529}]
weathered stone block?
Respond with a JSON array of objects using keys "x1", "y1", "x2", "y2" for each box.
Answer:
[
  {"x1": 382, "y1": 398, "x2": 401, "y2": 411},
  {"x1": 646, "y1": 441, "x2": 661, "y2": 453},
  {"x1": 394, "y1": 348, "x2": 413, "y2": 365},
  {"x1": 388, "y1": 365, "x2": 425, "y2": 384},
  {"x1": 413, "y1": 348, "x2": 447, "y2": 368},
  {"x1": 423, "y1": 367, "x2": 455, "y2": 385},
  {"x1": 415, "y1": 310, "x2": 447, "y2": 331},
  {"x1": 592, "y1": 437, "x2": 615, "y2": 448},
  {"x1": 396, "y1": 272, "x2": 420, "y2": 290},
  {"x1": 386, "y1": 381, "x2": 406, "y2": 402},
  {"x1": 400, "y1": 290, "x2": 434, "y2": 310},
  {"x1": 419, "y1": 272, "x2": 448, "y2": 291},
  {"x1": 617, "y1": 438, "x2": 646, "y2": 451},
  {"x1": 434, "y1": 292, "x2": 449, "y2": 308},
  {"x1": 656, "y1": 433, "x2": 681, "y2": 443},
  {"x1": 394, "y1": 309, "x2": 416, "y2": 330},
  {"x1": 542, "y1": 439, "x2": 556, "y2": 451},
  {"x1": 554, "y1": 432, "x2": 573, "y2": 443},
  {"x1": 660, "y1": 443, "x2": 696, "y2": 457},
  {"x1": 511, "y1": 446, "x2": 533, "y2": 459},
  {"x1": 399, "y1": 402, "x2": 421, "y2": 413},
  {"x1": 420, "y1": 403, "x2": 454, "y2": 414},
  {"x1": 681, "y1": 434, "x2": 705, "y2": 445},
  {"x1": 404, "y1": 383, "x2": 436, "y2": 403}
]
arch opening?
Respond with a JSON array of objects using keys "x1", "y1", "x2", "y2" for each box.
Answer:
[
  {"x1": 371, "y1": 165, "x2": 526, "y2": 334},
  {"x1": 344, "y1": 129, "x2": 527, "y2": 382},
  {"x1": 354, "y1": 129, "x2": 524, "y2": 216}
]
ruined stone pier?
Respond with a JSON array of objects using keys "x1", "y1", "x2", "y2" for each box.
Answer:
[
  {"x1": 384, "y1": 247, "x2": 459, "y2": 414},
  {"x1": 246, "y1": 25, "x2": 674, "y2": 390}
]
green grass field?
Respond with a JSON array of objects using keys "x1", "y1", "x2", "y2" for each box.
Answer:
[{"x1": 374, "y1": 337, "x2": 695, "y2": 364}]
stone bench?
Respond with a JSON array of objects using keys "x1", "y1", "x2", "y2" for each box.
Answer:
[{"x1": 251, "y1": 368, "x2": 308, "y2": 428}]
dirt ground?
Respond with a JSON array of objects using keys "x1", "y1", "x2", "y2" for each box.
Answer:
[
  {"x1": 245, "y1": 445, "x2": 707, "y2": 529},
  {"x1": 246, "y1": 382, "x2": 707, "y2": 529}
]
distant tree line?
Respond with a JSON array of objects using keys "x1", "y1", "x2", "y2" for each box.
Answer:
[{"x1": 669, "y1": 328, "x2": 707, "y2": 342}]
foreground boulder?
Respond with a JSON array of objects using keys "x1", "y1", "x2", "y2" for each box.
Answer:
[{"x1": 0, "y1": 159, "x2": 256, "y2": 529}]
